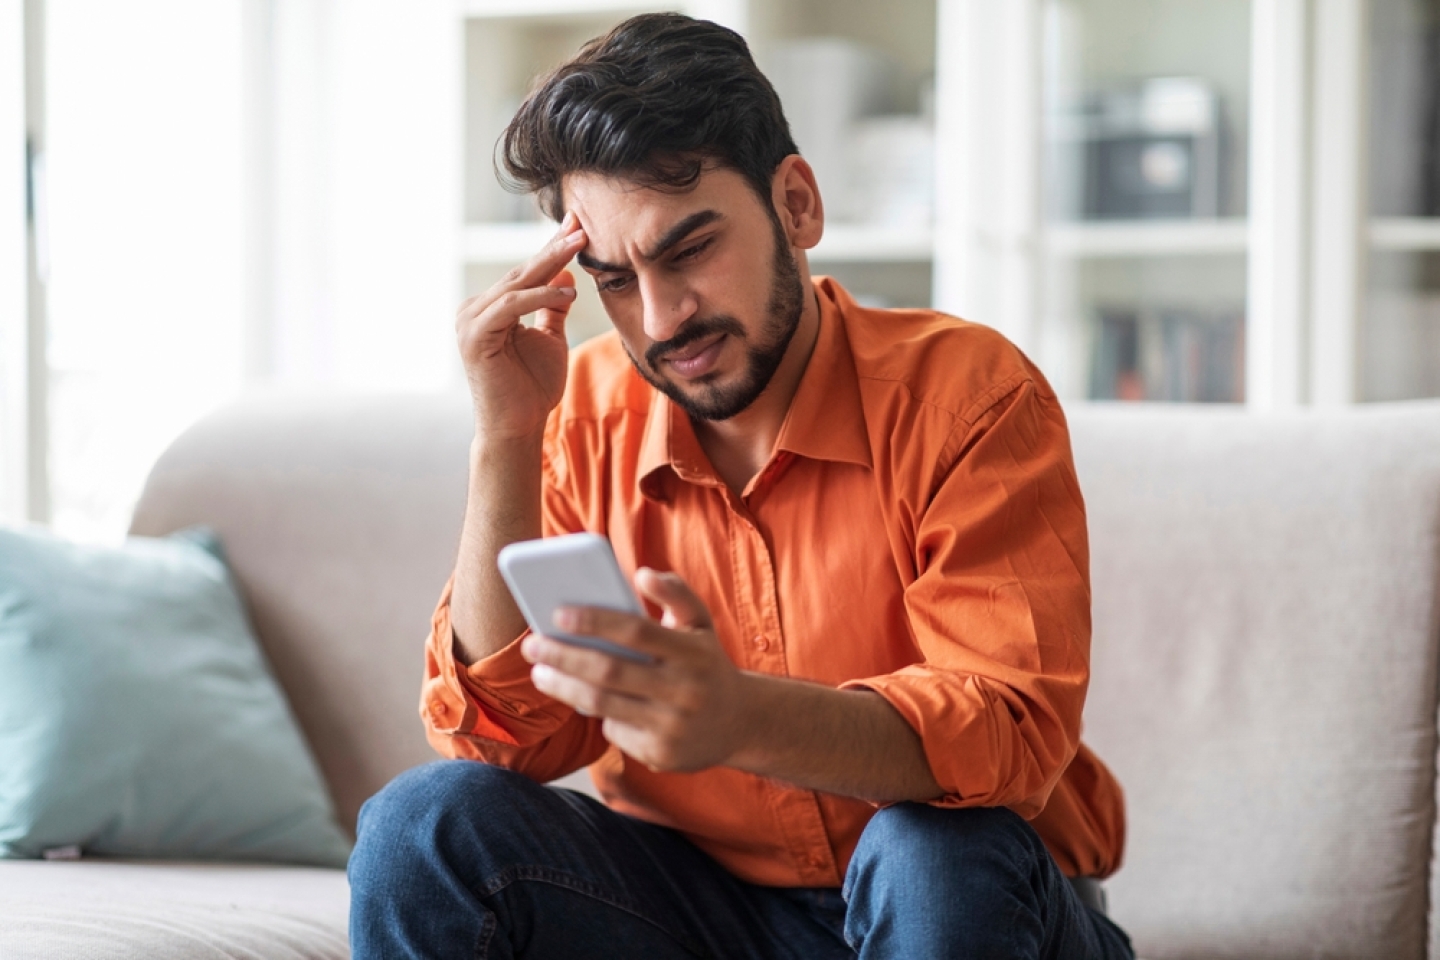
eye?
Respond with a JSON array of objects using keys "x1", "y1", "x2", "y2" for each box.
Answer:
[
  {"x1": 674, "y1": 237, "x2": 714, "y2": 262},
  {"x1": 597, "y1": 275, "x2": 633, "y2": 294}
]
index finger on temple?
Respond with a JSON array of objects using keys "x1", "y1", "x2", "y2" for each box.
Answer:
[{"x1": 505, "y1": 216, "x2": 586, "y2": 292}]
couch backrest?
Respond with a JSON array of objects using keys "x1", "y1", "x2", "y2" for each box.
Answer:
[
  {"x1": 131, "y1": 394, "x2": 476, "y2": 837},
  {"x1": 1070, "y1": 402, "x2": 1440, "y2": 960},
  {"x1": 133, "y1": 394, "x2": 1440, "y2": 959}
]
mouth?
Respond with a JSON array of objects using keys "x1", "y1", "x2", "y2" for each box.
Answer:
[{"x1": 660, "y1": 333, "x2": 727, "y2": 380}]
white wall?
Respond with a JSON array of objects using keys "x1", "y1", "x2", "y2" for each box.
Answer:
[
  {"x1": 36, "y1": 0, "x2": 463, "y2": 541},
  {"x1": 263, "y1": 0, "x2": 461, "y2": 391},
  {"x1": 0, "y1": 0, "x2": 25, "y2": 525},
  {"x1": 44, "y1": 0, "x2": 247, "y2": 540}
]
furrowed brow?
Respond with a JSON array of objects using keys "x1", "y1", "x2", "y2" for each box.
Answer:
[
  {"x1": 575, "y1": 250, "x2": 628, "y2": 273},
  {"x1": 642, "y1": 210, "x2": 724, "y2": 262},
  {"x1": 574, "y1": 209, "x2": 724, "y2": 275}
]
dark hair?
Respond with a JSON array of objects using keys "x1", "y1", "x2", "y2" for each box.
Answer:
[{"x1": 499, "y1": 13, "x2": 799, "y2": 220}]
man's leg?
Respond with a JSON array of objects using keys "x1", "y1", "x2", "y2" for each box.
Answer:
[
  {"x1": 842, "y1": 804, "x2": 1134, "y2": 960},
  {"x1": 347, "y1": 760, "x2": 853, "y2": 960}
]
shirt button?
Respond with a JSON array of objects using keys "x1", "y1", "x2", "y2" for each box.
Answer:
[{"x1": 752, "y1": 635, "x2": 770, "y2": 651}]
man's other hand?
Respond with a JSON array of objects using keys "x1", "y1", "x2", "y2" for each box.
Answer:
[
  {"x1": 456, "y1": 214, "x2": 584, "y2": 440},
  {"x1": 520, "y1": 567, "x2": 754, "y2": 773}
]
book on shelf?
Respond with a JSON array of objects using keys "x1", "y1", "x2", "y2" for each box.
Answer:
[{"x1": 1089, "y1": 303, "x2": 1244, "y2": 403}]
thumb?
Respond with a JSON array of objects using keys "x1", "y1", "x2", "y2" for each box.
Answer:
[
  {"x1": 635, "y1": 568, "x2": 713, "y2": 631},
  {"x1": 535, "y1": 268, "x2": 576, "y2": 339}
]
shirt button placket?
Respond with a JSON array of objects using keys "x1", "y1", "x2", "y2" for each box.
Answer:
[{"x1": 749, "y1": 525, "x2": 783, "y2": 669}]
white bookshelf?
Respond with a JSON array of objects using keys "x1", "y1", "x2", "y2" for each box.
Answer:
[
  {"x1": 1370, "y1": 218, "x2": 1440, "y2": 252},
  {"x1": 1046, "y1": 220, "x2": 1249, "y2": 259},
  {"x1": 811, "y1": 225, "x2": 933, "y2": 263},
  {"x1": 456, "y1": 0, "x2": 1440, "y2": 406},
  {"x1": 462, "y1": 222, "x2": 551, "y2": 266},
  {"x1": 461, "y1": 0, "x2": 654, "y2": 19}
]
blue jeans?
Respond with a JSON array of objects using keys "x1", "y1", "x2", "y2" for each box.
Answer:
[{"x1": 348, "y1": 760, "x2": 1134, "y2": 959}]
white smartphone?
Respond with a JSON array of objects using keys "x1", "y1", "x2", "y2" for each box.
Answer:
[{"x1": 496, "y1": 533, "x2": 655, "y2": 664}]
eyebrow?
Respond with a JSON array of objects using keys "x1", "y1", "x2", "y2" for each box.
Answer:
[{"x1": 574, "y1": 209, "x2": 724, "y2": 274}]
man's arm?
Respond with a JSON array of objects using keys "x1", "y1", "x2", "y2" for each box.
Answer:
[
  {"x1": 448, "y1": 434, "x2": 543, "y2": 665},
  {"x1": 448, "y1": 217, "x2": 586, "y2": 664},
  {"x1": 726, "y1": 674, "x2": 943, "y2": 802},
  {"x1": 418, "y1": 216, "x2": 613, "y2": 784},
  {"x1": 522, "y1": 568, "x2": 943, "y2": 802}
]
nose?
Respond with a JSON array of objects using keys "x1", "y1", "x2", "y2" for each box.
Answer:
[{"x1": 639, "y1": 273, "x2": 699, "y2": 344}]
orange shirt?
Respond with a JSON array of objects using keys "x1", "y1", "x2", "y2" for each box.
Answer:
[{"x1": 421, "y1": 277, "x2": 1125, "y2": 887}]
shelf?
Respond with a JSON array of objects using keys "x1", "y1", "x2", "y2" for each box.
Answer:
[
  {"x1": 462, "y1": 222, "x2": 935, "y2": 266},
  {"x1": 811, "y1": 225, "x2": 933, "y2": 262},
  {"x1": 1370, "y1": 218, "x2": 1440, "y2": 252},
  {"x1": 461, "y1": 0, "x2": 651, "y2": 20},
  {"x1": 463, "y1": 222, "x2": 553, "y2": 265},
  {"x1": 1045, "y1": 219, "x2": 1249, "y2": 258}
]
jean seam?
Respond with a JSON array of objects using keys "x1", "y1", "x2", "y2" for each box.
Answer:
[
  {"x1": 474, "y1": 908, "x2": 495, "y2": 960},
  {"x1": 477, "y1": 864, "x2": 710, "y2": 958}
]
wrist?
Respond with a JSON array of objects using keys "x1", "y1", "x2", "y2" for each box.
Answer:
[
  {"x1": 470, "y1": 430, "x2": 545, "y2": 463},
  {"x1": 723, "y1": 671, "x2": 777, "y2": 771}
]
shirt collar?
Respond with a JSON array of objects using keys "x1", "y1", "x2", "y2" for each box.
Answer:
[
  {"x1": 637, "y1": 277, "x2": 872, "y2": 500},
  {"x1": 638, "y1": 391, "x2": 721, "y2": 500},
  {"x1": 773, "y1": 277, "x2": 872, "y2": 470}
]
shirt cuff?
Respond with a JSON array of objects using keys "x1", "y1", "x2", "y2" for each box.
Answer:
[
  {"x1": 421, "y1": 577, "x2": 576, "y2": 746},
  {"x1": 840, "y1": 666, "x2": 1060, "y2": 819}
]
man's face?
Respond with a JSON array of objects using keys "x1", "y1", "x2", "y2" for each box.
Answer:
[{"x1": 564, "y1": 167, "x2": 805, "y2": 422}]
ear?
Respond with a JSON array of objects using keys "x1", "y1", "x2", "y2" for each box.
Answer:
[{"x1": 769, "y1": 155, "x2": 824, "y2": 251}]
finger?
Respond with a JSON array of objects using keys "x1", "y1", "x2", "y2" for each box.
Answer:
[
  {"x1": 600, "y1": 719, "x2": 655, "y2": 766},
  {"x1": 461, "y1": 285, "x2": 578, "y2": 346},
  {"x1": 552, "y1": 606, "x2": 674, "y2": 659},
  {"x1": 530, "y1": 663, "x2": 651, "y2": 722},
  {"x1": 634, "y1": 568, "x2": 714, "y2": 630},
  {"x1": 601, "y1": 719, "x2": 682, "y2": 772},
  {"x1": 534, "y1": 268, "x2": 577, "y2": 339},
  {"x1": 487, "y1": 217, "x2": 585, "y2": 302},
  {"x1": 521, "y1": 632, "x2": 659, "y2": 698}
]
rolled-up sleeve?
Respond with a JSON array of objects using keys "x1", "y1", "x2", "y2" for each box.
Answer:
[
  {"x1": 419, "y1": 579, "x2": 608, "y2": 782},
  {"x1": 841, "y1": 377, "x2": 1091, "y2": 819},
  {"x1": 418, "y1": 421, "x2": 610, "y2": 783}
]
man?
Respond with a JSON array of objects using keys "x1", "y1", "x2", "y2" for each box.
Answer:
[{"x1": 349, "y1": 13, "x2": 1131, "y2": 959}]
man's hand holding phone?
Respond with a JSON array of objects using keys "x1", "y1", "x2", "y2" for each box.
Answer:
[
  {"x1": 517, "y1": 563, "x2": 754, "y2": 776},
  {"x1": 455, "y1": 213, "x2": 585, "y2": 441}
]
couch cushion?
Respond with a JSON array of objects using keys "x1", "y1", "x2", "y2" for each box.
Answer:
[
  {"x1": 129, "y1": 394, "x2": 477, "y2": 834},
  {"x1": 1069, "y1": 402, "x2": 1440, "y2": 960},
  {"x1": 0, "y1": 525, "x2": 351, "y2": 867},
  {"x1": 0, "y1": 859, "x2": 349, "y2": 959}
]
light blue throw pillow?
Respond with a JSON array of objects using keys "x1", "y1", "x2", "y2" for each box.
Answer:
[{"x1": 0, "y1": 525, "x2": 352, "y2": 867}]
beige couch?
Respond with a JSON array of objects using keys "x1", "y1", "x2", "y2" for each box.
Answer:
[{"x1": 2, "y1": 393, "x2": 1438, "y2": 959}]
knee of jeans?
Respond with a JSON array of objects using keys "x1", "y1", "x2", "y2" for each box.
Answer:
[
  {"x1": 350, "y1": 761, "x2": 535, "y2": 885},
  {"x1": 847, "y1": 804, "x2": 1037, "y2": 894}
]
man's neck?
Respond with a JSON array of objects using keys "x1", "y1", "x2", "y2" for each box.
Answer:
[{"x1": 692, "y1": 287, "x2": 822, "y2": 497}]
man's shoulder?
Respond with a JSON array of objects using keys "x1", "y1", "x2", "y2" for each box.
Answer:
[{"x1": 834, "y1": 289, "x2": 1052, "y2": 426}]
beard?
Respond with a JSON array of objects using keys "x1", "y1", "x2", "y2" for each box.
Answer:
[{"x1": 623, "y1": 213, "x2": 805, "y2": 422}]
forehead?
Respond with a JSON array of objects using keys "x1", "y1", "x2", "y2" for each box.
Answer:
[{"x1": 561, "y1": 167, "x2": 764, "y2": 247}]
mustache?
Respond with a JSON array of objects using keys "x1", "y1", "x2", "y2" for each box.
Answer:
[{"x1": 645, "y1": 316, "x2": 746, "y2": 369}]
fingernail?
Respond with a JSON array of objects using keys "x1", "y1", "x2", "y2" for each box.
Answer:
[
  {"x1": 531, "y1": 664, "x2": 555, "y2": 688},
  {"x1": 558, "y1": 286, "x2": 576, "y2": 299},
  {"x1": 553, "y1": 607, "x2": 577, "y2": 631}
]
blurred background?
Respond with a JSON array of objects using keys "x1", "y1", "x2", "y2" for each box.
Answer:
[{"x1": 3, "y1": 0, "x2": 1439, "y2": 543}]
